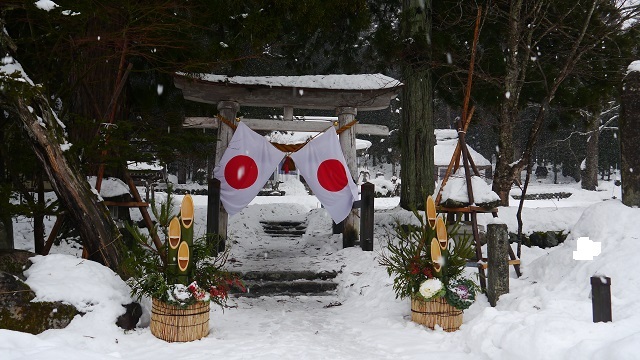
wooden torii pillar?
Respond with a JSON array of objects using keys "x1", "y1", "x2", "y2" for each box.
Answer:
[
  {"x1": 174, "y1": 74, "x2": 403, "y2": 249},
  {"x1": 337, "y1": 106, "x2": 359, "y2": 246},
  {"x1": 212, "y1": 101, "x2": 239, "y2": 245}
]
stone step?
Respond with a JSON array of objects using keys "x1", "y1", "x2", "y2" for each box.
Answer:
[
  {"x1": 262, "y1": 225, "x2": 307, "y2": 231},
  {"x1": 259, "y1": 221, "x2": 305, "y2": 227},
  {"x1": 238, "y1": 270, "x2": 338, "y2": 282},
  {"x1": 235, "y1": 280, "x2": 338, "y2": 297},
  {"x1": 261, "y1": 221, "x2": 307, "y2": 237},
  {"x1": 263, "y1": 229, "x2": 306, "y2": 236}
]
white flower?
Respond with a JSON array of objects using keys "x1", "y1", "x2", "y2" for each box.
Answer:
[{"x1": 418, "y1": 278, "x2": 443, "y2": 300}]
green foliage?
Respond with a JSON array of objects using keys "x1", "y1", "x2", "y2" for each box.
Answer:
[
  {"x1": 149, "y1": 184, "x2": 178, "y2": 241},
  {"x1": 379, "y1": 206, "x2": 477, "y2": 310}
]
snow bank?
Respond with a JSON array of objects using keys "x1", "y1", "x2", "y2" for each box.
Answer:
[
  {"x1": 25, "y1": 254, "x2": 132, "y2": 314},
  {"x1": 464, "y1": 200, "x2": 640, "y2": 359}
]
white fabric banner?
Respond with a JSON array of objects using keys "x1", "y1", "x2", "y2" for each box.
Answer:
[
  {"x1": 290, "y1": 127, "x2": 358, "y2": 223},
  {"x1": 213, "y1": 122, "x2": 285, "y2": 216}
]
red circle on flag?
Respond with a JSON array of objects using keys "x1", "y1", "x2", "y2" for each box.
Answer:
[
  {"x1": 317, "y1": 159, "x2": 348, "y2": 192},
  {"x1": 225, "y1": 155, "x2": 258, "y2": 189}
]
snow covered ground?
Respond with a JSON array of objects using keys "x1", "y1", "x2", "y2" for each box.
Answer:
[{"x1": 4, "y1": 177, "x2": 639, "y2": 360}]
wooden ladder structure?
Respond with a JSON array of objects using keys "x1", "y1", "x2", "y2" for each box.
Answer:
[
  {"x1": 432, "y1": 6, "x2": 520, "y2": 291},
  {"x1": 42, "y1": 63, "x2": 164, "y2": 261}
]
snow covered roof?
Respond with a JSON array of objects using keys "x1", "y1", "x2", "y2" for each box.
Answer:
[
  {"x1": 435, "y1": 129, "x2": 458, "y2": 141},
  {"x1": 174, "y1": 73, "x2": 402, "y2": 111},
  {"x1": 87, "y1": 176, "x2": 130, "y2": 198},
  {"x1": 127, "y1": 160, "x2": 163, "y2": 172},
  {"x1": 434, "y1": 130, "x2": 491, "y2": 167},
  {"x1": 184, "y1": 73, "x2": 402, "y2": 91}
]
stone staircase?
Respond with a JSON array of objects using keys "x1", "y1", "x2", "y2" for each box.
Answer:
[
  {"x1": 231, "y1": 220, "x2": 340, "y2": 297},
  {"x1": 236, "y1": 270, "x2": 338, "y2": 297},
  {"x1": 260, "y1": 220, "x2": 307, "y2": 237}
]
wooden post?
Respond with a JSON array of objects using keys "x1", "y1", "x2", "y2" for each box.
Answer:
[
  {"x1": 336, "y1": 106, "x2": 359, "y2": 248},
  {"x1": 591, "y1": 276, "x2": 612, "y2": 323},
  {"x1": 207, "y1": 178, "x2": 224, "y2": 254},
  {"x1": 214, "y1": 101, "x2": 239, "y2": 241},
  {"x1": 42, "y1": 213, "x2": 65, "y2": 255},
  {"x1": 487, "y1": 222, "x2": 509, "y2": 307},
  {"x1": 283, "y1": 106, "x2": 294, "y2": 121},
  {"x1": 360, "y1": 182, "x2": 374, "y2": 251}
]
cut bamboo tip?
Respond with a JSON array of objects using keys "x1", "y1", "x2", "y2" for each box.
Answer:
[
  {"x1": 436, "y1": 217, "x2": 448, "y2": 249},
  {"x1": 168, "y1": 217, "x2": 181, "y2": 249},
  {"x1": 426, "y1": 195, "x2": 437, "y2": 229},
  {"x1": 180, "y1": 194, "x2": 194, "y2": 228},
  {"x1": 177, "y1": 242, "x2": 190, "y2": 272}
]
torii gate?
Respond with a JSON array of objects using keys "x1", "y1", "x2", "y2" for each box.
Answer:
[{"x1": 173, "y1": 73, "x2": 403, "y2": 248}]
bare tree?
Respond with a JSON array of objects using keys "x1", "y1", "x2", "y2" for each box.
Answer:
[{"x1": 491, "y1": 0, "x2": 639, "y2": 205}]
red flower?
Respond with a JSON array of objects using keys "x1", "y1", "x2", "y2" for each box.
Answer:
[
  {"x1": 408, "y1": 262, "x2": 420, "y2": 275},
  {"x1": 209, "y1": 286, "x2": 228, "y2": 299}
]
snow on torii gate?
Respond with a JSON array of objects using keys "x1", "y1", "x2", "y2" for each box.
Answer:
[{"x1": 174, "y1": 73, "x2": 403, "y2": 248}]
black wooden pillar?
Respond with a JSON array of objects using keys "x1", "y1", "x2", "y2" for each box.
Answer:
[
  {"x1": 207, "y1": 178, "x2": 225, "y2": 254},
  {"x1": 332, "y1": 221, "x2": 343, "y2": 234},
  {"x1": 591, "y1": 276, "x2": 612, "y2": 323},
  {"x1": 360, "y1": 182, "x2": 374, "y2": 251}
]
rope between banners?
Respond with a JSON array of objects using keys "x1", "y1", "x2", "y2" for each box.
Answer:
[{"x1": 215, "y1": 115, "x2": 358, "y2": 154}]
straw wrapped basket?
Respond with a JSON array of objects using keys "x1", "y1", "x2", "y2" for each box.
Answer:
[
  {"x1": 150, "y1": 298, "x2": 210, "y2": 342},
  {"x1": 411, "y1": 296, "x2": 463, "y2": 332}
]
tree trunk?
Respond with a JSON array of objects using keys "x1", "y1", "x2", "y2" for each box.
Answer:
[
  {"x1": 491, "y1": 0, "x2": 526, "y2": 206},
  {"x1": 581, "y1": 110, "x2": 600, "y2": 191},
  {"x1": 620, "y1": 67, "x2": 640, "y2": 206},
  {"x1": 399, "y1": 0, "x2": 435, "y2": 211},
  {"x1": 0, "y1": 81, "x2": 124, "y2": 275}
]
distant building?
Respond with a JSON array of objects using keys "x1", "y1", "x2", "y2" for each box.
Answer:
[{"x1": 434, "y1": 129, "x2": 492, "y2": 181}]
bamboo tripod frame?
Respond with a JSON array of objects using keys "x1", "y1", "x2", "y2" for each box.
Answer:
[{"x1": 433, "y1": 6, "x2": 520, "y2": 291}]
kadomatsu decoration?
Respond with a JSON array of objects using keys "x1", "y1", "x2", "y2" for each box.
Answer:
[
  {"x1": 379, "y1": 195, "x2": 478, "y2": 331},
  {"x1": 124, "y1": 191, "x2": 244, "y2": 341}
]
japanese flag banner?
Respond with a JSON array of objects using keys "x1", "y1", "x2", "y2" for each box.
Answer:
[
  {"x1": 290, "y1": 126, "x2": 358, "y2": 223},
  {"x1": 214, "y1": 122, "x2": 285, "y2": 216}
]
